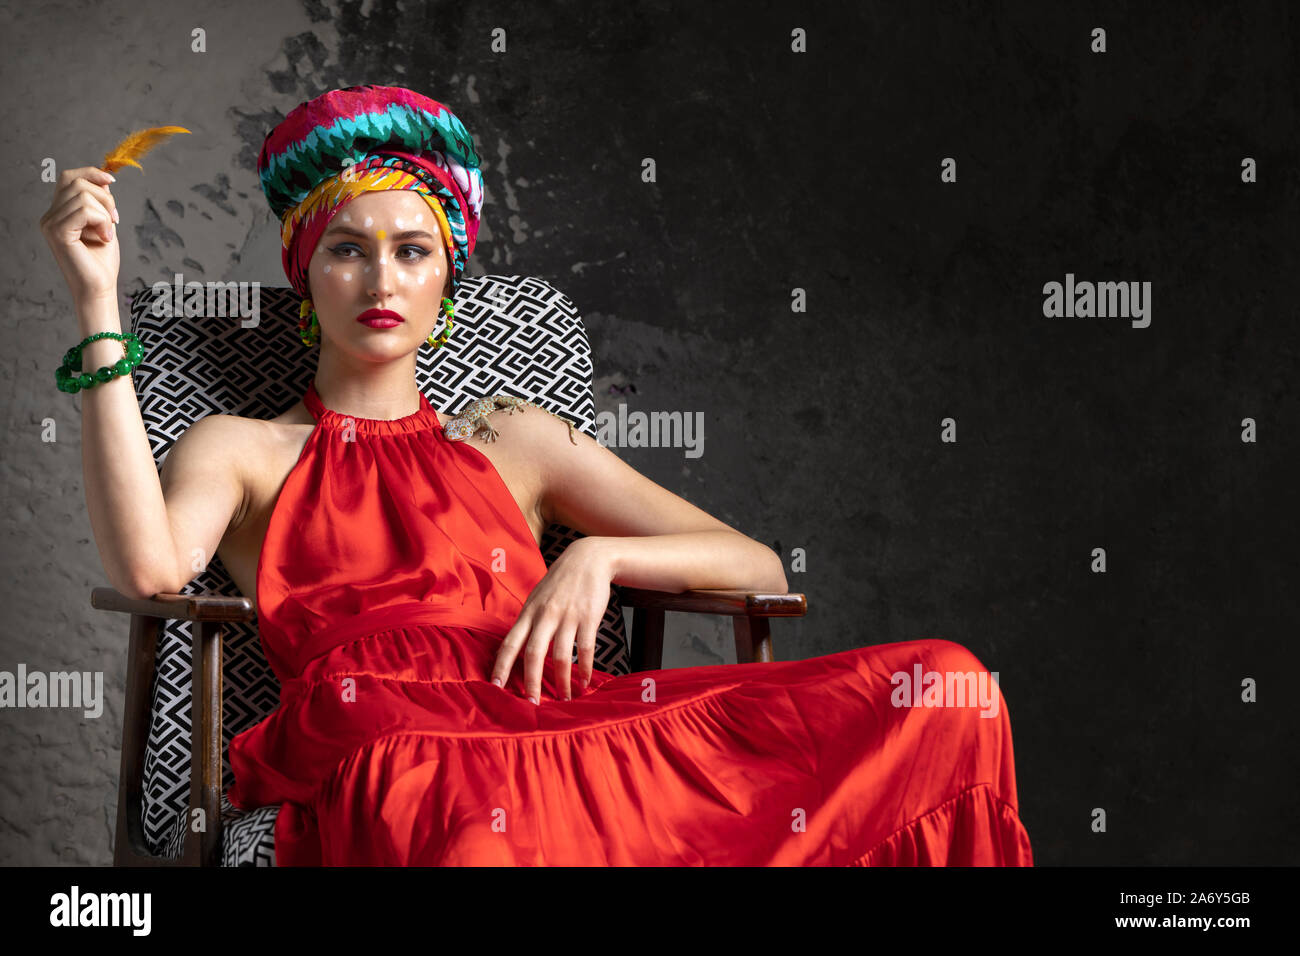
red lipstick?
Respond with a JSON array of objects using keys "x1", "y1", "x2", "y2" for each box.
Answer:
[{"x1": 356, "y1": 308, "x2": 405, "y2": 328}]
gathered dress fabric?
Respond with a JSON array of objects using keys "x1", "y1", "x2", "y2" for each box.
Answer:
[{"x1": 225, "y1": 379, "x2": 1034, "y2": 866}]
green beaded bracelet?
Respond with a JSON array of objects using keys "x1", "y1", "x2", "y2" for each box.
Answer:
[{"x1": 56, "y1": 331, "x2": 143, "y2": 394}]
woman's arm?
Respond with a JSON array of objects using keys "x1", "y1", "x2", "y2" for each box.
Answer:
[
  {"x1": 75, "y1": 295, "x2": 180, "y2": 598},
  {"x1": 583, "y1": 531, "x2": 788, "y2": 595},
  {"x1": 41, "y1": 166, "x2": 245, "y2": 600}
]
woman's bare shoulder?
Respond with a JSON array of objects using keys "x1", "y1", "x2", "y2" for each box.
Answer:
[
  {"x1": 227, "y1": 403, "x2": 315, "y2": 466},
  {"x1": 170, "y1": 404, "x2": 314, "y2": 527},
  {"x1": 179, "y1": 401, "x2": 312, "y2": 451}
]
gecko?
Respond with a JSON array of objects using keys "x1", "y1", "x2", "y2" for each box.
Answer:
[{"x1": 442, "y1": 395, "x2": 579, "y2": 445}]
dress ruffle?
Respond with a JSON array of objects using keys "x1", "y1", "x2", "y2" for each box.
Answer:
[
  {"x1": 229, "y1": 617, "x2": 1034, "y2": 866},
  {"x1": 852, "y1": 784, "x2": 1034, "y2": 866}
]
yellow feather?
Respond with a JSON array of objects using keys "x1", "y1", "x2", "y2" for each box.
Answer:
[{"x1": 101, "y1": 126, "x2": 191, "y2": 173}]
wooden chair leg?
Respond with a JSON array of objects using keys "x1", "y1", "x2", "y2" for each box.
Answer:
[
  {"x1": 189, "y1": 620, "x2": 224, "y2": 867},
  {"x1": 733, "y1": 614, "x2": 774, "y2": 663},
  {"x1": 114, "y1": 614, "x2": 225, "y2": 866},
  {"x1": 630, "y1": 606, "x2": 665, "y2": 672},
  {"x1": 115, "y1": 613, "x2": 161, "y2": 866}
]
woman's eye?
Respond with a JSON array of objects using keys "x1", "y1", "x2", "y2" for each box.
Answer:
[{"x1": 329, "y1": 243, "x2": 428, "y2": 260}]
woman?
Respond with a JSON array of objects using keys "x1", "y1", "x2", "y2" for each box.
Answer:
[{"x1": 41, "y1": 84, "x2": 1033, "y2": 866}]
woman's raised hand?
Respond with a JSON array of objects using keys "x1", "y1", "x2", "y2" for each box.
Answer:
[{"x1": 39, "y1": 165, "x2": 121, "y2": 307}]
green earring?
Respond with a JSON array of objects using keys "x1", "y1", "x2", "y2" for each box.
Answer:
[{"x1": 427, "y1": 297, "x2": 455, "y2": 349}]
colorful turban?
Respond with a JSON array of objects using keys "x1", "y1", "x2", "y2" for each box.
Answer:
[{"x1": 256, "y1": 84, "x2": 485, "y2": 304}]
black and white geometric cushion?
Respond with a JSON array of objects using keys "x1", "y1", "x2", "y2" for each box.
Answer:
[{"x1": 128, "y1": 275, "x2": 631, "y2": 865}]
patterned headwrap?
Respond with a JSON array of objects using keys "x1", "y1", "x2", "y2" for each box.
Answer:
[{"x1": 256, "y1": 85, "x2": 484, "y2": 338}]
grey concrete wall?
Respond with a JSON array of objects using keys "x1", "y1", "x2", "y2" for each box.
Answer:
[{"x1": 1, "y1": 0, "x2": 1296, "y2": 867}]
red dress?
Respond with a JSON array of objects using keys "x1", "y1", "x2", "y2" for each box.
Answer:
[{"x1": 226, "y1": 379, "x2": 1034, "y2": 866}]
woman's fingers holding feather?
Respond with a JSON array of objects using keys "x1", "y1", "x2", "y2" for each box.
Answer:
[
  {"x1": 81, "y1": 180, "x2": 119, "y2": 228},
  {"x1": 44, "y1": 187, "x2": 115, "y2": 244},
  {"x1": 38, "y1": 165, "x2": 122, "y2": 305},
  {"x1": 69, "y1": 174, "x2": 119, "y2": 226},
  {"x1": 42, "y1": 169, "x2": 118, "y2": 238}
]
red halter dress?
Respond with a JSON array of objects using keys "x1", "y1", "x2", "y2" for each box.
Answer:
[{"x1": 226, "y1": 379, "x2": 1034, "y2": 866}]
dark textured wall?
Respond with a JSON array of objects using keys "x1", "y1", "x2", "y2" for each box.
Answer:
[{"x1": 1, "y1": 0, "x2": 1296, "y2": 866}]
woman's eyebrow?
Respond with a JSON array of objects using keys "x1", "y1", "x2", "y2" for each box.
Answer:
[{"x1": 324, "y1": 225, "x2": 437, "y2": 241}]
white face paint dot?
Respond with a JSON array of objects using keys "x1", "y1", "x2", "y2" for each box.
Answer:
[
  {"x1": 364, "y1": 216, "x2": 373, "y2": 227},
  {"x1": 324, "y1": 265, "x2": 332, "y2": 274},
  {"x1": 341, "y1": 212, "x2": 351, "y2": 222},
  {"x1": 417, "y1": 275, "x2": 426, "y2": 285},
  {"x1": 398, "y1": 273, "x2": 406, "y2": 283},
  {"x1": 394, "y1": 217, "x2": 405, "y2": 228},
  {"x1": 415, "y1": 213, "x2": 423, "y2": 222},
  {"x1": 433, "y1": 265, "x2": 441, "y2": 274},
  {"x1": 364, "y1": 265, "x2": 372, "y2": 273},
  {"x1": 378, "y1": 255, "x2": 386, "y2": 264},
  {"x1": 343, "y1": 272, "x2": 352, "y2": 281}
]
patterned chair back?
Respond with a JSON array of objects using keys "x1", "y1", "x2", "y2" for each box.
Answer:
[{"x1": 127, "y1": 275, "x2": 631, "y2": 863}]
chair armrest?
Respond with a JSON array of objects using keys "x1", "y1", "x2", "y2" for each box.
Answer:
[
  {"x1": 92, "y1": 585, "x2": 240, "y2": 866},
  {"x1": 616, "y1": 587, "x2": 806, "y2": 618},
  {"x1": 91, "y1": 586, "x2": 255, "y2": 623}
]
